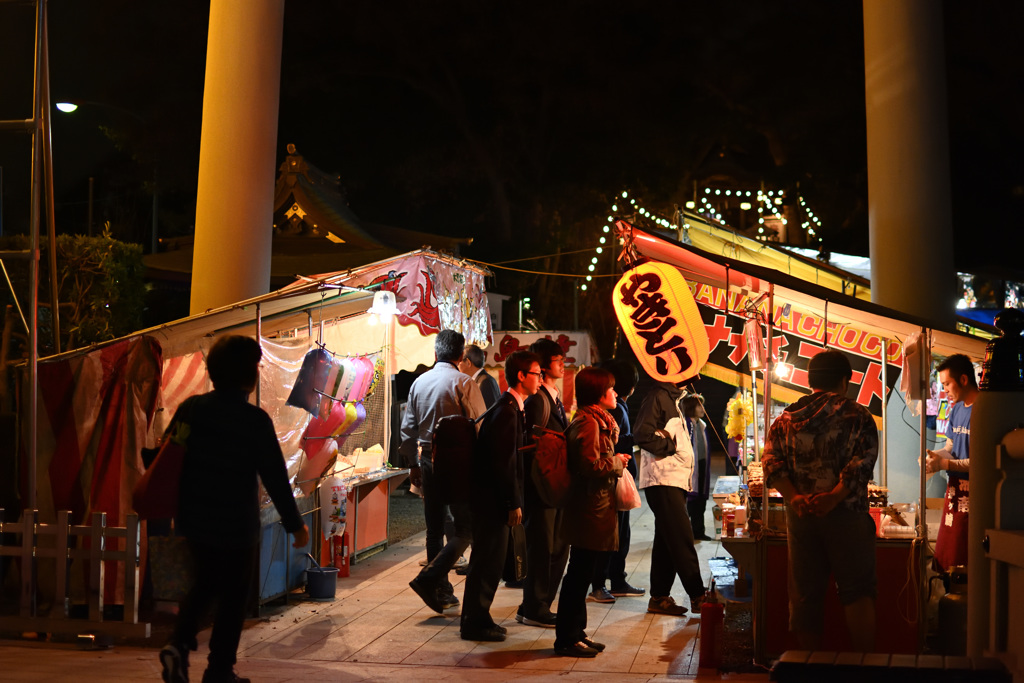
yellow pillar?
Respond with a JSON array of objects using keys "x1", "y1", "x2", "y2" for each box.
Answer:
[
  {"x1": 863, "y1": 0, "x2": 955, "y2": 327},
  {"x1": 190, "y1": 0, "x2": 284, "y2": 314}
]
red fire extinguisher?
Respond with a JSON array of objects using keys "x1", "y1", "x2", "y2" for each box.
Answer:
[
  {"x1": 333, "y1": 531, "x2": 350, "y2": 577},
  {"x1": 699, "y1": 579, "x2": 724, "y2": 670}
]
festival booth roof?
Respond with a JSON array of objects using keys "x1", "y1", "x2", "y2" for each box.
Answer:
[{"x1": 673, "y1": 213, "x2": 872, "y2": 302}]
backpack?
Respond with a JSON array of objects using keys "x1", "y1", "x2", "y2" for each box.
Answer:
[
  {"x1": 432, "y1": 401, "x2": 497, "y2": 504},
  {"x1": 528, "y1": 394, "x2": 571, "y2": 508}
]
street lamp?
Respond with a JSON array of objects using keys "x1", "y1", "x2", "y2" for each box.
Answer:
[{"x1": 54, "y1": 100, "x2": 159, "y2": 252}]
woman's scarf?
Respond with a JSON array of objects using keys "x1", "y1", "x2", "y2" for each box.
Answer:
[{"x1": 578, "y1": 404, "x2": 620, "y2": 445}]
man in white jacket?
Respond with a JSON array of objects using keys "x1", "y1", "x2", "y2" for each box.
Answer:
[{"x1": 634, "y1": 381, "x2": 707, "y2": 616}]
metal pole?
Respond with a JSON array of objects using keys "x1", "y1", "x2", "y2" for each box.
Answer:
[
  {"x1": 880, "y1": 337, "x2": 889, "y2": 486},
  {"x1": 918, "y1": 327, "x2": 929, "y2": 650},
  {"x1": 26, "y1": 0, "x2": 47, "y2": 511},
  {"x1": 40, "y1": 6, "x2": 61, "y2": 354}
]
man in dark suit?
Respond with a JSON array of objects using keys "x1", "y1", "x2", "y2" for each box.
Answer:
[
  {"x1": 516, "y1": 338, "x2": 571, "y2": 627},
  {"x1": 460, "y1": 349, "x2": 542, "y2": 642},
  {"x1": 460, "y1": 344, "x2": 502, "y2": 408}
]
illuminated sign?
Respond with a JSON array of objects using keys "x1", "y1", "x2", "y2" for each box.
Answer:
[{"x1": 613, "y1": 262, "x2": 710, "y2": 383}]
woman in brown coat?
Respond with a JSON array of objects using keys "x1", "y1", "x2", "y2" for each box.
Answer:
[{"x1": 554, "y1": 367, "x2": 630, "y2": 657}]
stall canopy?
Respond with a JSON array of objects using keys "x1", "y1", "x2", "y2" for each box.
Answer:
[
  {"x1": 22, "y1": 249, "x2": 491, "y2": 600},
  {"x1": 619, "y1": 221, "x2": 988, "y2": 418}
]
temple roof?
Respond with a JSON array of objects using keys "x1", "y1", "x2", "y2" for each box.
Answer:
[{"x1": 145, "y1": 144, "x2": 473, "y2": 285}]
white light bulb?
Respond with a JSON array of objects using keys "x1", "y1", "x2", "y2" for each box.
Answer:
[
  {"x1": 596, "y1": 247, "x2": 603, "y2": 254},
  {"x1": 581, "y1": 284, "x2": 588, "y2": 291},
  {"x1": 611, "y1": 204, "x2": 618, "y2": 211},
  {"x1": 586, "y1": 275, "x2": 592, "y2": 282},
  {"x1": 599, "y1": 236, "x2": 606, "y2": 244},
  {"x1": 603, "y1": 226, "x2": 609, "y2": 233},
  {"x1": 622, "y1": 191, "x2": 628, "y2": 198}
]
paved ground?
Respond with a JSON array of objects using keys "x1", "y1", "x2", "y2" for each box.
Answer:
[{"x1": 2, "y1": 464, "x2": 771, "y2": 681}]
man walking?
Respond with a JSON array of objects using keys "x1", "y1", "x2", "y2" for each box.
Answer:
[
  {"x1": 761, "y1": 349, "x2": 879, "y2": 652},
  {"x1": 461, "y1": 350, "x2": 542, "y2": 641},
  {"x1": 400, "y1": 330, "x2": 487, "y2": 612}
]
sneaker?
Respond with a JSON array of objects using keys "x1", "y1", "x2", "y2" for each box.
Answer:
[
  {"x1": 690, "y1": 592, "x2": 709, "y2": 613},
  {"x1": 418, "y1": 557, "x2": 429, "y2": 567},
  {"x1": 587, "y1": 588, "x2": 616, "y2": 604},
  {"x1": 609, "y1": 581, "x2": 646, "y2": 597},
  {"x1": 453, "y1": 555, "x2": 469, "y2": 570},
  {"x1": 201, "y1": 671, "x2": 250, "y2": 683},
  {"x1": 159, "y1": 643, "x2": 188, "y2": 683},
  {"x1": 439, "y1": 591, "x2": 460, "y2": 610},
  {"x1": 515, "y1": 606, "x2": 556, "y2": 627},
  {"x1": 647, "y1": 595, "x2": 687, "y2": 616}
]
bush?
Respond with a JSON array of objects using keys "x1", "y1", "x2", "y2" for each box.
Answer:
[{"x1": 0, "y1": 229, "x2": 146, "y2": 354}]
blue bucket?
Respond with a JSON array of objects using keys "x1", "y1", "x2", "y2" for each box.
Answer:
[{"x1": 305, "y1": 553, "x2": 339, "y2": 600}]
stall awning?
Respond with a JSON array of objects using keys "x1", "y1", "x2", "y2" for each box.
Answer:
[{"x1": 621, "y1": 222, "x2": 988, "y2": 417}]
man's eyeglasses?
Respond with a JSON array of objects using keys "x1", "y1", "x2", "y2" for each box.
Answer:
[{"x1": 526, "y1": 371, "x2": 543, "y2": 377}]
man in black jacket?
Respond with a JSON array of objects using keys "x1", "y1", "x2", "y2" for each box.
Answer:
[
  {"x1": 160, "y1": 336, "x2": 309, "y2": 683},
  {"x1": 461, "y1": 350, "x2": 542, "y2": 641},
  {"x1": 517, "y1": 338, "x2": 571, "y2": 627}
]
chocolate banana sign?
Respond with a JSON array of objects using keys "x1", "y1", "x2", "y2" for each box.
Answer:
[{"x1": 613, "y1": 262, "x2": 709, "y2": 382}]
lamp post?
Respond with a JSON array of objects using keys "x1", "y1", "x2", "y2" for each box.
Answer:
[{"x1": 55, "y1": 100, "x2": 159, "y2": 252}]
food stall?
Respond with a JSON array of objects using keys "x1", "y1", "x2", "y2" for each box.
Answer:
[
  {"x1": 28, "y1": 249, "x2": 491, "y2": 608},
  {"x1": 615, "y1": 221, "x2": 988, "y2": 661}
]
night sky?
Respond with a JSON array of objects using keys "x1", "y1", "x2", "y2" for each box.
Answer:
[{"x1": 2, "y1": 1, "x2": 1022, "y2": 306}]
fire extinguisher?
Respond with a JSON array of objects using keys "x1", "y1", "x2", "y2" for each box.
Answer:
[
  {"x1": 699, "y1": 579, "x2": 724, "y2": 670},
  {"x1": 333, "y1": 531, "x2": 350, "y2": 577}
]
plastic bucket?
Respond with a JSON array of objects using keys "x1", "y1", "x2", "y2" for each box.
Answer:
[{"x1": 306, "y1": 566, "x2": 339, "y2": 599}]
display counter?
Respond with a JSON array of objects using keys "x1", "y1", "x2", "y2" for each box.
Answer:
[
  {"x1": 722, "y1": 532, "x2": 923, "y2": 661},
  {"x1": 343, "y1": 467, "x2": 410, "y2": 563}
]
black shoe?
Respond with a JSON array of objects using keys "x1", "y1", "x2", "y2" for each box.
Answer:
[
  {"x1": 461, "y1": 624, "x2": 506, "y2": 642},
  {"x1": 587, "y1": 587, "x2": 616, "y2": 603},
  {"x1": 409, "y1": 577, "x2": 444, "y2": 613},
  {"x1": 581, "y1": 637, "x2": 606, "y2": 652},
  {"x1": 504, "y1": 578, "x2": 525, "y2": 589},
  {"x1": 609, "y1": 581, "x2": 646, "y2": 597},
  {"x1": 159, "y1": 643, "x2": 188, "y2": 683},
  {"x1": 554, "y1": 641, "x2": 599, "y2": 658},
  {"x1": 693, "y1": 533, "x2": 714, "y2": 541}
]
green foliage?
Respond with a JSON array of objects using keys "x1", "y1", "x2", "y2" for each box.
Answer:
[{"x1": 0, "y1": 230, "x2": 146, "y2": 354}]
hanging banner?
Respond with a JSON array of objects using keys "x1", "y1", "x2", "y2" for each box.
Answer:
[
  {"x1": 347, "y1": 254, "x2": 492, "y2": 347},
  {"x1": 613, "y1": 262, "x2": 710, "y2": 383},
  {"x1": 691, "y1": 281, "x2": 902, "y2": 418}
]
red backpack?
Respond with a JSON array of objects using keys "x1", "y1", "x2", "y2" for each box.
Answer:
[{"x1": 528, "y1": 397, "x2": 571, "y2": 508}]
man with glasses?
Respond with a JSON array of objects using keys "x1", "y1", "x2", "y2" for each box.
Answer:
[
  {"x1": 461, "y1": 350, "x2": 542, "y2": 641},
  {"x1": 516, "y1": 338, "x2": 571, "y2": 627}
]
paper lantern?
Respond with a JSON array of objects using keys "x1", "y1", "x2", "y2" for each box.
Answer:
[{"x1": 613, "y1": 262, "x2": 709, "y2": 383}]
